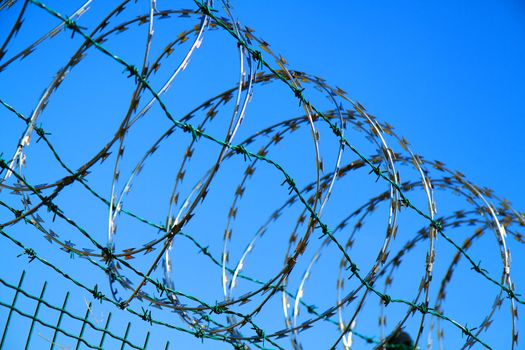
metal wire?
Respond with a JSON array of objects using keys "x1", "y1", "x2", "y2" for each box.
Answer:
[{"x1": 0, "y1": 1, "x2": 523, "y2": 349}]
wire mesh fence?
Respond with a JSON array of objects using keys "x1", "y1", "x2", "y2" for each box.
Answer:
[
  {"x1": 0, "y1": 271, "x2": 166, "y2": 349},
  {"x1": 0, "y1": 1, "x2": 524, "y2": 349}
]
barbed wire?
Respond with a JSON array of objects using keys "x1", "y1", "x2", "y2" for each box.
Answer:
[{"x1": 0, "y1": 1, "x2": 523, "y2": 349}]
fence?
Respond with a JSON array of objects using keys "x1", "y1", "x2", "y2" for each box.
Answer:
[{"x1": 0, "y1": 1, "x2": 523, "y2": 349}]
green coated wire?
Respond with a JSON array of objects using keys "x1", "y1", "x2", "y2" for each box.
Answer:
[
  {"x1": 0, "y1": 277, "x2": 149, "y2": 349},
  {"x1": 1, "y1": 2, "x2": 498, "y2": 348}
]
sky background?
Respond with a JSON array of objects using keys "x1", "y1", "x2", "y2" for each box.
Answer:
[
  {"x1": 0, "y1": 1, "x2": 524, "y2": 349},
  {"x1": 232, "y1": 0, "x2": 525, "y2": 206}
]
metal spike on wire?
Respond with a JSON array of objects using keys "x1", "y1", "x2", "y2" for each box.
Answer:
[{"x1": 0, "y1": 1, "x2": 523, "y2": 349}]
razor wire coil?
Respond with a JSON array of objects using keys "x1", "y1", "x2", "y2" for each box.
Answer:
[{"x1": 0, "y1": 1, "x2": 524, "y2": 349}]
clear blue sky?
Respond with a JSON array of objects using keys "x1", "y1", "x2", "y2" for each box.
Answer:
[
  {"x1": 0, "y1": 1, "x2": 524, "y2": 349},
  {"x1": 232, "y1": 0, "x2": 525, "y2": 206}
]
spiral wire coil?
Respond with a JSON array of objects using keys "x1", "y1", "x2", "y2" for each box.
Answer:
[{"x1": 0, "y1": 1, "x2": 524, "y2": 349}]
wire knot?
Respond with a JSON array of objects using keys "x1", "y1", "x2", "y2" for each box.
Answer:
[
  {"x1": 43, "y1": 196, "x2": 60, "y2": 221},
  {"x1": 369, "y1": 165, "x2": 385, "y2": 182},
  {"x1": 210, "y1": 303, "x2": 227, "y2": 314},
  {"x1": 471, "y1": 261, "x2": 488, "y2": 274},
  {"x1": 317, "y1": 223, "x2": 331, "y2": 238},
  {"x1": 123, "y1": 64, "x2": 142, "y2": 83},
  {"x1": 17, "y1": 248, "x2": 36, "y2": 262},
  {"x1": 329, "y1": 123, "x2": 343, "y2": 138},
  {"x1": 400, "y1": 198, "x2": 410, "y2": 208},
  {"x1": 0, "y1": 156, "x2": 7, "y2": 170},
  {"x1": 349, "y1": 262, "x2": 359, "y2": 274},
  {"x1": 416, "y1": 302, "x2": 430, "y2": 314},
  {"x1": 505, "y1": 287, "x2": 521, "y2": 300},
  {"x1": 292, "y1": 86, "x2": 305, "y2": 105},
  {"x1": 141, "y1": 307, "x2": 153, "y2": 325},
  {"x1": 63, "y1": 17, "x2": 86, "y2": 38},
  {"x1": 251, "y1": 50, "x2": 263, "y2": 69},
  {"x1": 155, "y1": 280, "x2": 167, "y2": 297},
  {"x1": 430, "y1": 219, "x2": 443, "y2": 232},
  {"x1": 281, "y1": 175, "x2": 295, "y2": 194},
  {"x1": 194, "y1": 327, "x2": 205, "y2": 342},
  {"x1": 232, "y1": 145, "x2": 251, "y2": 161},
  {"x1": 92, "y1": 284, "x2": 104, "y2": 302},
  {"x1": 251, "y1": 325, "x2": 265, "y2": 343},
  {"x1": 101, "y1": 246, "x2": 115, "y2": 264},
  {"x1": 34, "y1": 125, "x2": 51, "y2": 143},
  {"x1": 196, "y1": 2, "x2": 218, "y2": 17},
  {"x1": 181, "y1": 122, "x2": 199, "y2": 141},
  {"x1": 306, "y1": 305, "x2": 317, "y2": 314}
]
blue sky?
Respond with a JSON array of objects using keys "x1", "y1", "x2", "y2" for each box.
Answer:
[
  {"x1": 232, "y1": 0, "x2": 525, "y2": 207},
  {"x1": 0, "y1": 1, "x2": 524, "y2": 349}
]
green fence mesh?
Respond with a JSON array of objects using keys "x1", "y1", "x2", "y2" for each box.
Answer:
[{"x1": 0, "y1": 271, "x2": 165, "y2": 349}]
